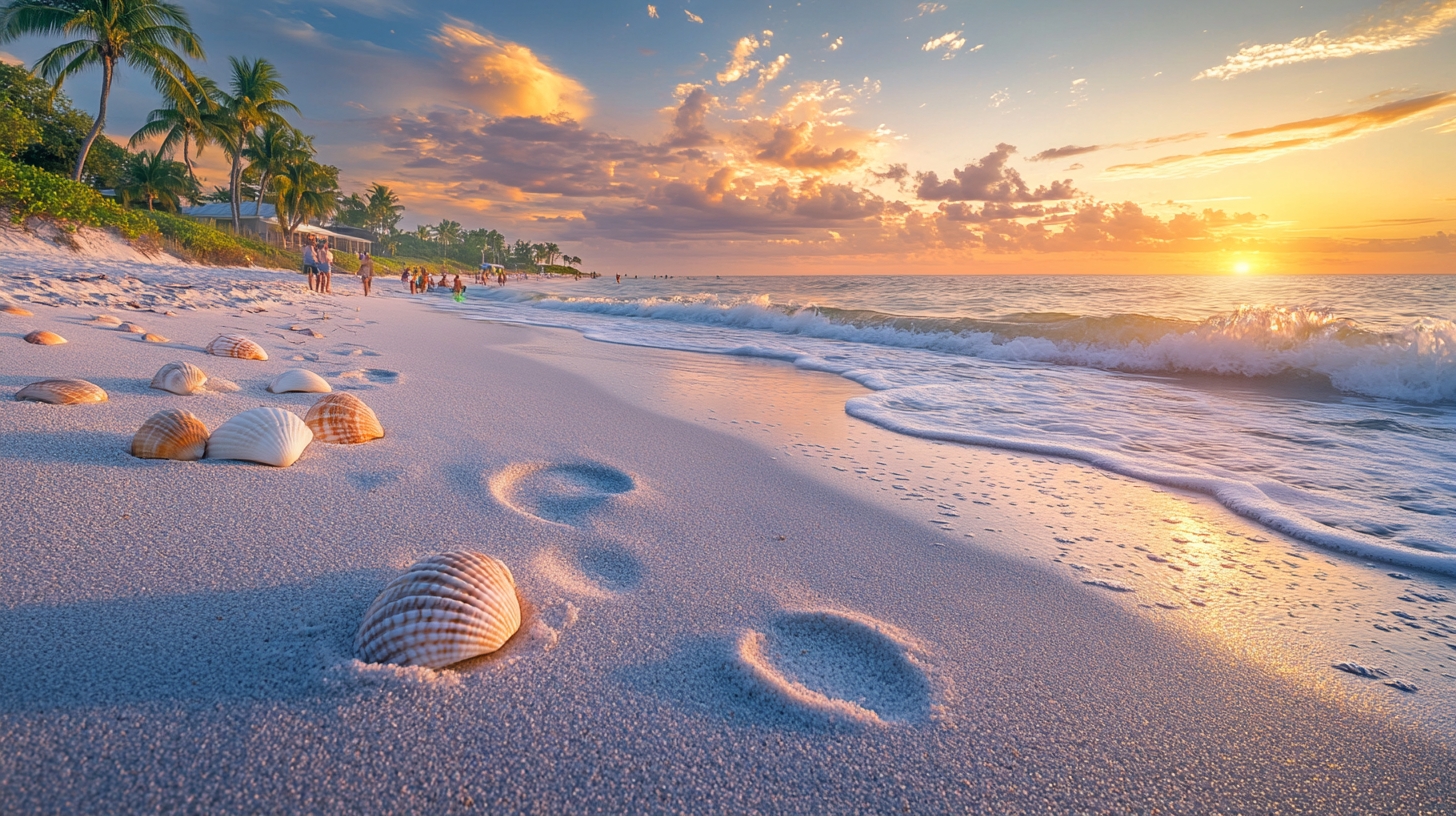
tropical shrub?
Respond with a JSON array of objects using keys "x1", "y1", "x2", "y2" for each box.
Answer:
[{"x1": 0, "y1": 154, "x2": 156, "y2": 237}]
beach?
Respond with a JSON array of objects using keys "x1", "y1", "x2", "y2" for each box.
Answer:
[{"x1": 3, "y1": 234, "x2": 1456, "y2": 813}]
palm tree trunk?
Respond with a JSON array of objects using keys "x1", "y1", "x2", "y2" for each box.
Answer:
[
  {"x1": 182, "y1": 134, "x2": 197, "y2": 184},
  {"x1": 254, "y1": 174, "x2": 268, "y2": 216},
  {"x1": 73, "y1": 58, "x2": 115, "y2": 183},
  {"x1": 230, "y1": 150, "x2": 243, "y2": 232}
]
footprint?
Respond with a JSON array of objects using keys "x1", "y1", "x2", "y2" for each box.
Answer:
[
  {"x1": 490, "y1": 462, "x2": 635, "y2": 525},
  {"x1": 336, "y1": 368, "x2": 399, "y2": 388},
  {"x1": 335, "y1": 347, "x2": 382, "y2": 357},
  {"x1": 730, "y1": 610, "x2": 936, "y2": 726},
  {"x1": 347, "y1": 469, "x2": 407, "y2": 492},
  {"x1": 534, "y1": 545, "x2": 643, "y2": 597}
]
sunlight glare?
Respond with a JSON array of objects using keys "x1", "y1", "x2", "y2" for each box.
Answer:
[{"x1": 1232, "y1": 261, "x2": 1252, "y2": 275}]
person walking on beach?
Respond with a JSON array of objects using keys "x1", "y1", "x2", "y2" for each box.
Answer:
[
  {"x1": 302, "y1": 237, "x2": 317, "y2": 292},
  {"x1": 359, "y1": 252, "x2": 375, "y2": 297},
  {"x1": 452, "y1": 275, "x2": 464, "y2": 297},
  {"x1": 317, "y1": 239, "x2": 334, "y2": 294},
  {"x1": 402, "y1": 266, "x2": 414, "y2": 294}
]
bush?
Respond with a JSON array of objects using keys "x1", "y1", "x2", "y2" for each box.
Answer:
[{"x1": 0, "y1": 154, "x2": 157, "y2": 238}]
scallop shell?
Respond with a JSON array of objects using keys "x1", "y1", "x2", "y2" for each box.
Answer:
[
  {"x1": 355, "y1": 552, "x2": 522, "y2": 669},
  {"x1": 131, "y1": 409, "x2": 209, "y2": 460},
  {"x1": 118, "y1": 323, "x2": 147, "y2": 334},
  {"x1": 205, "y1": 334, "x2": 267, "y2": 361},
  {"x1": 23, "y1": 330, "x2": 66, "y2": 345},
  {"x1": 15, "y1": 378, "x2": 107, "y2": 405},
  {"x1": 2, "y1": 304, "x2": 33, "y2": 316},
  {"x1": 304, "y1": 392, "x2": 383, "y2": 444},
  {"x1": 142, "y1": 334, "x2": 169, "y2": 343},
  {"x1": 268, "y1": 369, "x2": 332, "y2": 394},
  {"x1": 205, "y1": 407, "x2": 312, "y2": 467},
  {"x1": 150, "y1": 361, "x2": 208, "y2": 395}
]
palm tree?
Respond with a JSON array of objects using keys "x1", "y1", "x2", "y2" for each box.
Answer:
[
  {"x1": 217, "y1": 56, "x2": 297, "y2": 230},
  {"x1": 128, "y1": 74, "x2": 219, "y2": 185},
  {"x1": 484, "y1": 229, "x2": 505, "y2": 264},
  {"x1": 415, "y1": 224, "x2": 431, "y2": 242},
  {"x1": 270, "y1": 157, "x2": 336, "y2": 241},
  {"x1": 117, "y1": 148, "x2": 190, "y2": 211},
  {"x1": 364, "y1": 183, "x2": 403, "y2": 235},
  {"x1": 242, "y1": 120, "x2": 307, "y2": 215},
  {"x1": 0, "y1": 0, "x2": 204, "y2": 182},
  {"x1": 544, "y1": 242, "x2": 560, "y2": 266},
  {"x1": 433, "y1": 219, "x2": 462, "y2": 249}
]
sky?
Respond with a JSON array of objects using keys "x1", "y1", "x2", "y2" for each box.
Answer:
[{"x1": 3, "y1": 0, "x2": 1455, "y2": 274}]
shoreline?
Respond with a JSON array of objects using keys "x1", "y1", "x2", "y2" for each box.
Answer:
[{"x1": 2, "y1": 256, "x2": 1455, "y2": 812}]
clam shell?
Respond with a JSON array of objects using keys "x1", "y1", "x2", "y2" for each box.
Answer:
[
  {"x1": 118, "y1": 323, "x2": 147, "y2": 334},
  {"x1": 15, "y1": 378, "x2": 107, "y2": 405},
  {"x1": 355, "y1": 552, "x2": 522, "y2": 669},
  {"x1": 2, "y1": 304, "x2": 33, "y2": 316},
  {"x1": 205, "y1": 334, "x2": 268, "y2": 361},
  {"x1": 150, "y1": 361, "x2": 208, "y2": 395},
  {"x1": 206, "y1": 407, "x2": 312, "y2": 467},
  {"x1": 142, "y1": 334, "x2": 169, "y2": 343},
  {"x1": 268, "y1": 369, "x2": 332, "y2": 394},
  {"x1": 304, "y1": 392, "x2": 383, "y2": 444},
  {"x1": 131, "y1": 409, "x2": 209, "y2": 460},
  {"x1": 23, "y1": 330, "x2": 66, "y2": 345}
]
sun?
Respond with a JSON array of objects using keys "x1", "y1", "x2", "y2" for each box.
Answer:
[{"x1": 1232, "y1": 261, "x2": 1252, "y2": 275}]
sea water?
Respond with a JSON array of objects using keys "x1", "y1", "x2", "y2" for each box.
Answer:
[{"x1": 443, "y1": 274, "x2": 1456, "y2": 575}]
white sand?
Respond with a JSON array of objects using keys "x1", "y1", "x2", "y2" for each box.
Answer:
[{"x1": 2, "y1": 229, "x2": 1455, "y2": 813}]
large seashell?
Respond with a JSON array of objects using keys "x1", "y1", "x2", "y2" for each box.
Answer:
[
  {"x1": 2, "y1": 304, "x2": 33, "y2": 316},
  {"x1": 150, "y1": 361, "x2": 208, "y2": 395},
  {"x1": 205, "y1": 407, "x2": 312, "y2": 467},
  {"x1": 205, "y1": 334, "x2": 267, "y2": 361},
  {"x1": 304, "y1": 392, "x2": 383, "y2": 444},
  {"x1": 15, "y1": 378, "x2": 107, "y2": 405},
  {"x1": 268, "y1": 369, "x2": 332, "y2": 394},
  {"x1": 355, "y1": 552, "x2": 522, "y2": 669},
  {"x1": 142, "y1": 334, "x2": 169, "y2": 343},
  {"x1": 117, "y1": 322, "x2": 147, "y2": 334},
  {"x1": 23, "y1": 330, "x2": 66, "y2": 345},
  {"x1": 131, "y1": 409, "x2": 208, "y2": 460}
]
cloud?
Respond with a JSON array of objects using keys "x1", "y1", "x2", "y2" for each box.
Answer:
[
  {"x1": 1107, "y1": 91, "x2": 1456, "y2": 178},
  {"x1": 1028, "y1": 132, "x2": 1207, "y2": 162},
  {"x1": 1197, "y1": 0, "x2": 1456, "y2": 80},
  {"x1": 685, "y1": 10, "x2": 703, "y2": 23},
  {"x1": 921, "y1": 31, "x2": 967, "y2": 58},
  {"x1": 717, "y1": 36, "x2": 761, "y2": 84},
  {"x1": 1029, "y1": 144, "x2": 1101, "y2": 162},
  {"x1": 0, "y1": 50, "x2": 22, "y2": 65},
  {"x1": 827, "y1": 36, "x2": 843, "y2": 51},
  {"x1": 754, "y1": 122, "x2": 860, "y2": 170},
  {"x1": 321, "y1": 0, "x2": 410, "y2": 18},
  {"x1": 665, "y1": 86, "x2": 717, "y2": 147},
  {"x1": 647, "y1": 5, "x2": 658, "y2": 18},
  {"x1": 917, "y1": 3, "x2": 947, "y2": 16},
  {"x1": 431, "y1": 22, "x2": 592, "y2": 119},
  {"x1": 916, "y1": 144, "x2": 1081, "y2": 202}
]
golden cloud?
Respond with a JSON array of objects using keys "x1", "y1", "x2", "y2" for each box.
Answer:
[{"x1": 431, "y1": 23, "x2": 592, "y2": 120}]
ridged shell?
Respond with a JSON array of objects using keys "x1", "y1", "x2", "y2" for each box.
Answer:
[
  {"x1": 143, "y1": 334, "x2": 169, "y2": 343},
  {"x1": 206, "y1": 334, "x2": 267, "y2": 361},
  {"x1": 355, "y1": 552, "x2": 522, "y2": 669},
  {"x1": 304, "y1": 392, "x2": 383, "y2": 444},
  {"x1": 131, "y1": 409, "x2": 209, "y2": 460},
  {"x1": 150, "y1": 361, "x2": 208, "y2": 395},
  {"x1": 2, "y1": 304, "x2": 33, "y2": 316},
  {"x1": 206, "y1": 407, "x2": 312, "y2": 467},
  {"x1": 24, "y1": 330, "x2": 66, "y2": 345},
  {"x1": 118, "y1": 323, "x2": 147, "y2": 334},
  {"x1": 268, "y1": 369, "x2": 332, "y2": 394},
  {"x1": 15, "y1": 378, "x2": 107, "y2": 405}
]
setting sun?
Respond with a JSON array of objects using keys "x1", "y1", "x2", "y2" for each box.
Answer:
[{"x1": 1233, "y1": 261, "x2": 1252, "y2": 274}]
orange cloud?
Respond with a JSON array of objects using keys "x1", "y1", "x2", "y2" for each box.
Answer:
[{"x1": 431, "y1": 22, "x2": 592, "y2": 119}]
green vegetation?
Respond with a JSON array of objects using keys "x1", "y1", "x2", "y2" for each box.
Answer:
[{"x1": 0, "y1": 153, "x2": 155, "y2": 237}]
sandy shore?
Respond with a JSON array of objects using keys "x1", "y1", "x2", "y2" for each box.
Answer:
[{"x1": 2, "y1": 239, "x2": 1455, "y2": 813}]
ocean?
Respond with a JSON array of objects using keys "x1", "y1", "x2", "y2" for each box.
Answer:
[{"x1": 442, "y1": 274, "x2": 1456, "y2": 576}]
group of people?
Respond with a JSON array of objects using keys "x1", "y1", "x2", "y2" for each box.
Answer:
[
  {"x1": 399, "y1": 266, "x2": 468, "y2": 298},
  {"x1": 302, "y1": 235, "x2": 378, "y2": 296}
]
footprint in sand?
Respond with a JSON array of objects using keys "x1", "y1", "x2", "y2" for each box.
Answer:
[
  {"x1": 335, "y1": 347, "x2": 382, "y2": 357},
  {"x1": 729, "y1": 610, "x2": 937, "y2": 726},
  {"x1": 490, "y1": 462, "x2": 635, "y2": 526},
  {"x1": 347, "y1": 469, "x2": 409, "y2": 492},
  {"x1": 535, "y1": 545, "x2": 644, "y2": 598},
  {"x1": 335, "y1": 368, "x2": 399, "y2": 388}
]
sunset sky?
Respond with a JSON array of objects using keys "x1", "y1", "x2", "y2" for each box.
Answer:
[{"x1": 4, "y1": 0, "x2": 1454, "y2": 274}]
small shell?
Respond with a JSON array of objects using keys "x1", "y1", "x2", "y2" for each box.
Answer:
[
  {"x1": 2, "y1": 304, "x2": 33, "y2": 316},
  {"x1": 355, "y1": 552, "x2": 522, "y2": 669},
  {"x1": 268, "y1": 369, "x2": 332, "y2": 394},
  {"x1": 15, "y1": 378, "x2": 108, "y2": 405},
  {"x1": 131, "y1": 409, "x2": 209, "y2": 460},
  {"x1": 142, "y1": 334, "x2": 169, "y2": 343},
  {"x1": 304, "y1": 392, "x2": 383, "y2": 444},
  {"x1": 91, "y1": 314, "x2": 121, "y2": 325},
  {"x1": 23, "y1": 330, "x2": 66, "y2": 345},
  {"x1": 205, "y1": 334, "x2": 268, "y2": 361},
  {"x1": 205, "y1": 407, "x2": 312, "y2": 467},
  {"x1": 118, "y1": 323, "x2": 147, "y2": 334},
  {"x1": 150, "y1": 361, "x2": 208, "y2": 395},
  {"x1": 302, "y1": 329, "x2": 324, "y2": 338}
]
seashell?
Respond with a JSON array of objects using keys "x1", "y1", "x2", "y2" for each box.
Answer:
[
  {"x1": 2, "y1": 304, "x2": 33, "y2": 316},
  {"x1": 205, "y1": 406, "x2": 312, "y2": 467},
  {"x1": 117, "y1": 323, "x2": 147, "y2": 334},
  {"x1": 15, "y1": 378, "x2": 107, "y2": 405},
  {"x1": 302, "y1": 329, "x2": 324, "y2": 338},
  {"x1": 130, "y1": 409, "x2": 208, "y2": 460},
  {"x1": 142, "y1": 334, "x2": 169, "y2": 343},
  {"x1": 205, "y1": 334, "x2": 267, "y2": 361},
  {"x1": 91, "y1": 314, "x2": 121, "y2": 325},
  {"x1": 268, "y1": 369, "x2": 332, "y2": 394},
  {"x1": 150, "y1": 361, "x2": 208, "y2": 395},
  {"x1": 355, "y1": 551, "x2": 522, "y2": 669},
  {"x1": 23, "y1": 330, "x2": 66, "y2": 345},
  {"x1": 304, "y1": 392, "x2": 383, "y2": 444}
]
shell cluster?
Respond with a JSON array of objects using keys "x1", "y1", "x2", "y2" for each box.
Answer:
[
  {"x1": 15, "y1": 379, "x2": 108, "y2": 405},
  {"x1": 205, "y1": 406, "x2": 312, "y2": 467},
  {"x1": 150, "y1": 362, "x2": 208, "y2": 395},
  {"x1": 355, "y1": 552, "x2": 522, "y2": 669},
  {"x1": 23, "y1": 330, "x2": 66, "y2": 345},
  {"x1": 268, "y1": 369, "x2": 331, "y2": 394},
  {"x1": 305, "y1": 392, "x2": 383, "y2": 444},
  {"x1": 206, "y1": 334, "x2": 268, "y2": 361},
  {"x1": 131, "y1": 409, "x2": 209, "y2": 460}
]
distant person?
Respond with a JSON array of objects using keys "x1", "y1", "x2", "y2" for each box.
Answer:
[
  {"x1": 302, "y1": 237, "x2": 317, "y2": 291},
  {"x1": 317, "y1": 239, "x2": 333, "y2": 294},
  {"x1": 452, "y1": 275, "x2": 464, "y2": 296},
  {"x1": 359, "y1": 252, "x2": 374, "y2": 297},
  {"x1": 615, "y1": 274, "x2": 620, "y2": 283},
  {"x1": 438, "y1": 272, "x2": 449, "y2": 289},
  {"x1": 403, "y1": 266, "x2": 415, "y2": 294}
]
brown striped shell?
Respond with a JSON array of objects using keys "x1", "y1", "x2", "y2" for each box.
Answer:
[
  {"x1": 304, "y1": 392, "x2": 383, "y2": 444},
  {"x1": 2, "y1": 304, "x2": 33, "y2": 316},
  {"x1": 131, "y1": 409, "x2": 209, "y2": 460},
  {"x1": 15, "y1": 378, "x2": 108, "y2": 405},
  {"x1": 142, "y1": 334, "x2": 169, "y2": 343},
  {"x1": 205, "y1": 407, "x2": 313, "y2": 468},
  {"x1": 268, "y1": 369, "x2": 331, "y2": 394},
  {"x1": 23, "y1": 330, "x2": 66, "y2": 345},
  {"x1": 149, "y1": 361, "x2": 208, "y2": 395},
  {"x1": 355, "y1": 552, "x2": 522, "y2": 669},
  {"x1": 205, "y1": 334, "x2": 268, "y2": 361},
  {"x1": 118, "y1": 322, "x2": 147, "y2": 334}
]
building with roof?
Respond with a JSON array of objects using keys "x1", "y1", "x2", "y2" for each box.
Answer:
[{"x1": 179, "y1": 203, "x2": 373, "y2": 255}]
